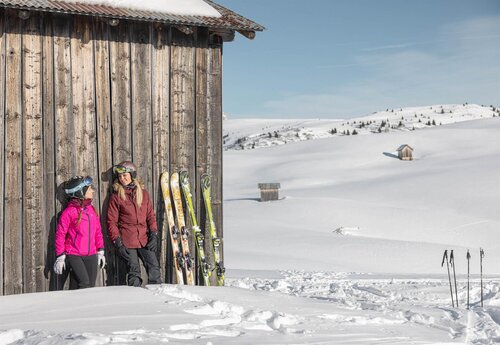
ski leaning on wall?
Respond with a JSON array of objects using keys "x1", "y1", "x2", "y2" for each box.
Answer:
[
  {"x1": 179, "y1": 171, "x2": 211, "y2": 286},
  {"x1": 201, "y1": 173, "x2": 225, "y2": 286},
  {"x1": 170, "y1": 172, "x2": 195, "y2": 285},
  {"x1": 160, "y1": 172, "x2": 185, "y2": 285}
]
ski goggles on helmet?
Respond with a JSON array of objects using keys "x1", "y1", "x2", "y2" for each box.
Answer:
[
  {"x1": 113, "y1": 165, "x2": 132, "y2": 174},
  {"x1": 64, "y1": 176, "x2": 93, "y2": 194}
]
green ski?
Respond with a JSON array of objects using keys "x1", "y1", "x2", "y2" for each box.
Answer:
[
  {"x1": 201, "y1": 173, "x2": 225, "y2": 286},
  {"x1": 179, "y1": 170, "x2": 211, "y2": 286}
]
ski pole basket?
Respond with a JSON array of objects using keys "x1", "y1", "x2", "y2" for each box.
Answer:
[{"x1": 258, "y1": 183, "x2": 281, "y2": 202}]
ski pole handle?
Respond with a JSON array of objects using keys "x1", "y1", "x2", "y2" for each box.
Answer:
[{"x1": 441, "y1": 250, "x2": 448, "y2": 267}]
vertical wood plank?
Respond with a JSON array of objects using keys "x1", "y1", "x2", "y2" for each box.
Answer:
[
  {"x1": 130, "y1": 22, "x2": 153, "y2": 195},
  {"x1": 53, "y1": 15, "x2": 75, "y2": 192},
  {"x1": 53, "y1": 15, "x2": 74, "y2": 290},
  {"x1": 94, "y1": 18, "x2": 113, "y2": 286},
  {"x1": 170, "y1": 28, "x2": 197, "y2": 282},
  {"x1": 152, "y1": 24, "x2": 170, "y2": 283},
  {"x1": 41, "y1": 14, "x2": 56, "y2": 291},
  {"x1": 4, "y1": 9, "x2": 23, "y2": 295},
  {"x1": 22, "y1": 12, "x2": 44, "y2": 293},
  {"x1": 207, "y1": 41, "x2": 224, "y2": 270},
  {"x1": 71, "y1": 16, "x2": 97, "y2": 179},
  {"x1": 0, "y1": 9, "x2": 5, "y2": 296},
  {"x1": 109, "y1": 22, "x2": 131, "y2": 164},
  {"x1": 109, "y1": 21, "x2": 131, "y2": 285},
  {"x1": 130, "y1": 22, "x2": 153, "y2": 286},
  {"x1": 71, "y1": 16, "x2": 100, "y2": 286},
  {"x1": 195, "y1": 28, "x2": 215, "y2": 284}
]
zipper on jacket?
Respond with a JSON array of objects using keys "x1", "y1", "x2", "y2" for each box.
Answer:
[
  {"x1": 73, "y1": 232, "x2": 79, "y2": 247},
  {"x1": 85, "y1": 208, "x2": 91, "y2": 255}
]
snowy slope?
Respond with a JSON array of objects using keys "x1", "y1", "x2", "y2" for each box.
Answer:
[
  {"x1": 224, "y1": 117, "x2": 500, "y2": 275},
  {"x1": 1, "y1": 277, "x2": 499, "y2": 344},
  {"x1": 1, "y1": 114, "x2": 500, "y2": 344},
  {"x1": 223, "y1": 104, "x2": 499, "y2": 150}
]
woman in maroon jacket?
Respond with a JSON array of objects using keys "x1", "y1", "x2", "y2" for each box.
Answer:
[{"x1": 107, "y1": 161, "x2": 160, "y2": 286}]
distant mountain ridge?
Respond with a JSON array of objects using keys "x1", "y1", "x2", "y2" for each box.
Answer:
[{"x1": 223, "y1": 104, "x2": 499, "y2": 150}]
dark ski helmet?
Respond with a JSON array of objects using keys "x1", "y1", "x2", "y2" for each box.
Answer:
[
  {"x1": 113, "y1": 161, "x2": 137, "y2": 179},
  {"x1": 64, "y1": 176, "x2": 93, "y2": 199}
]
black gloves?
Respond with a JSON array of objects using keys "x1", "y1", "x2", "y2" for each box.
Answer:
[
  {"x1": 114, "y1": 237, "x2": 131, "y2": 261},
  {"x1": 147, "y1": 232, "x2": 158, "y2": 253}
]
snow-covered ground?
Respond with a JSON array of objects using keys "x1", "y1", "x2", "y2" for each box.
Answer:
[{"x1": 1, "y1": 106, "x2": 500, "y2": 344}]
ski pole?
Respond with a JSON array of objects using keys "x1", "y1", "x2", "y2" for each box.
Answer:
[
  {"x1": 450, "y1": 250, "x2": 459, "y2": 307},
  {"x1": 480, "y1": 248, "x2": 485, "y2": 307},
  {"x1": 441, "y1": 250, "x2": 454, "y2": 307},
  {"x1": 466, "y1": 250, "x2": 471, "y2": 309}
]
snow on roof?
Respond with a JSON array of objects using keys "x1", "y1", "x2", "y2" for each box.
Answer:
[{"x1": 62, "y1": 0, "x2": 221, "y2": 17}]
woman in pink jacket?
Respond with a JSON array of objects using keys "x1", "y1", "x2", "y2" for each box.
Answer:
[{"x1": 54, "y1": 176, "x2": 105, "y2": 289}]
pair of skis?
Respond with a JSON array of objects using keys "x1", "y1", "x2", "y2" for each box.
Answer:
[
  {"x1": 160, "y1": 172, "x2": 193, "y2": 285},
  {"x1": 160, "y1": 171, "x2": 225, "y2": 286}
]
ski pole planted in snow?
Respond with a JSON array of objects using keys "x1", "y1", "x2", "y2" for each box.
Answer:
[
  {"x1": 450, "y1": 250, "x2": 459, "y2": 307},
  {"x1": 441, "y1": 250, "x2": 455, "y2": 307},
  {"x1": 480, "y1": 248, "x2": 485, "y2": 307},
  {"x1": 466, "y1": 250, "x2": 471, "y2": 309}
]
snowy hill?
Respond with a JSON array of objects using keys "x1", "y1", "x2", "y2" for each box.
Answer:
[
  {"x1": 224, "y1": 117, "x2": 500, "y2": 275},
  {"x1": 1, "y1": 112, "x2": 500, "y2": 344},
  {"x1": 223, "y1": 104, "x2": 499, "y2": 150}
]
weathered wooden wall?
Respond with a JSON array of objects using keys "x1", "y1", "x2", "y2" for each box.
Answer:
[{"x1": 0, "y1": 9, "x2": 224, "y2": 295}]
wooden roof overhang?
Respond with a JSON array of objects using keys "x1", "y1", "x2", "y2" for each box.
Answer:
[{"x1": 0, "y1": 0, "x2": 264, "y2": 41}]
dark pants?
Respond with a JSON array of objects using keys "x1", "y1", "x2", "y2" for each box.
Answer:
[
  {"x1": 66, "y1": 255, "x2": 98, "y2": 289},
  {"x1": 124, "y1": 248, "x2": 161, "y2": 287}
]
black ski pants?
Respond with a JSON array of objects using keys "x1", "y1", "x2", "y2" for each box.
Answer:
[
  {"x1": 124, "y1": 248, "x2": 161, "y2": 287},
  {"x1": 66, "y1": 254, "x2": 98, "y2": 289}
]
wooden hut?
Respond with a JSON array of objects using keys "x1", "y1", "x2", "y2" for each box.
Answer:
[
  {"x1": 397, "y1": 144, "x2": 413, "y2": 160},
  {"x1": 258, "y1": 183, "x2": 281, "y2": 202},
  {"x1": 0, "y1": 0, "x2": 263, "y2": 295}
]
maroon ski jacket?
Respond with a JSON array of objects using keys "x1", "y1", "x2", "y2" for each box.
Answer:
[{"x1": 107, "y1": 182, "x2": 158, "y2": 248}]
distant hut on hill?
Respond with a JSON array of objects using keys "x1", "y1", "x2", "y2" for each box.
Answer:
[{"x1": 397, "y1": 145, "x2": 414, "y2": 160}]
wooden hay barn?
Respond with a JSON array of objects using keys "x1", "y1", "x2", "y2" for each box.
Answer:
[
  {"x1": 397, "y1": 144, "x2": 413, "y2": 160},
  {"x1": 0, "y1": 0, "x2": 263, "y2": 295}
]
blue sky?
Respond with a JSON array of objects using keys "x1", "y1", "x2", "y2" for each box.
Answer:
[{"x1": 216, "y1": 0, "x2": 500, "y2": 119}]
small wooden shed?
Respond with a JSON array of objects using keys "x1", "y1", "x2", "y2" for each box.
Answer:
[
  {"x1": 0, "y1": 0, "x2": 263, "y2": 295},
  {"x1": 397, "y1": 144, "x2": 413, "y2": 160},
  {"x1": 258, "y1": 183, "x2": 281, "y2": 202}
]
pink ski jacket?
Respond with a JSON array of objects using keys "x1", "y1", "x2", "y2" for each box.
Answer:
[{"x1": 55, "y1": 199, "x2": 105, "y2": 257}]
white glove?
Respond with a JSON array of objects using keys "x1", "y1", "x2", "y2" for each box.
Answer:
[
  {"x1": 97, "y1": 250, "x2": 106, "y2": 269},
  {"x1": 54, "y1": 254, "x2": 66, "y2": 275}
]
